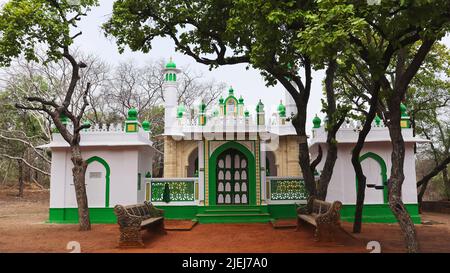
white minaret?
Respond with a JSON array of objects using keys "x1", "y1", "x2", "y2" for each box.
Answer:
[{"x1": 163, "y1": 58, "x2": 180, "y2": 135}]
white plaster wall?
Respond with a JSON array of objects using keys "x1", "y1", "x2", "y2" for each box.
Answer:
[
  {"x1": 137, "y1": 148, "x2": 154, "y2": 203},
  {"x1": 198, "y1": 141, "x2": 205, "y2": 202},
  {"x1": 310, "y1": 142, "x2": 418, "y2": 205},
  {"x1": 51, "y1": 147, "x2": 140, "y2": 209},
  {"x1": 49, "y1": 149, "x2": 68, "y2": 208}
]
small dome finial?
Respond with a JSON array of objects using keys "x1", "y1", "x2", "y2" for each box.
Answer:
[
  {"x1": 313, "y1": 114, "x2": 321, "y2": 128},
  {"x1": 166, "y1": 57, "x2": 177, "y2": 69},
  {"x1": 229, "y1": 86, "x2": 234, "y2": 95}
]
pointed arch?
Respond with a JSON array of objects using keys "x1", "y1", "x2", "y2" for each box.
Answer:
[
  {"x1": 357, "y1": 152, "x2": 388, "y2": 204},
  {"x1": 209, "y1": 141, "x2": 256, "y2": 205},
  {"x1": 86, "y1": 156, "x2": 111, "y2": 208}
]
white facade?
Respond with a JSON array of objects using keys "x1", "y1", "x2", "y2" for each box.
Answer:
[
  {"x1": 309, "y1": 121, "x2": 428, "y2": 205},
  {"x1": 42, "y1": 124, "x2": 158, "y2": 211}
]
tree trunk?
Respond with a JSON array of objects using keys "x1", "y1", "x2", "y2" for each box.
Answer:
[
  {"x1": 317, "y1": 59, "x2": 344, "y2": 201},
  {"x1": 17, "y1": 160, "x2": 24, "y2": 198},
  {"x1": 417, "y1": 180, "x2": 429, "y2": 212},
  {"x1": 318, "y1": 143, "x2": 338, "y2": 200},
  {"x1": 292, "y1": 106, "x2": 317, "y2": 196},
  {"x1": 387, "y1": 99, "x2": 419, "y2": 253},
  {"x1": 443, "y1": 168, "x2": 450, "y2": 200},
  {"x1": 71, "y1": 144, "x2": 91, "y2": 231},
  {"x1": 352, "y1": 92, "x2": 379, "y2": 233}
]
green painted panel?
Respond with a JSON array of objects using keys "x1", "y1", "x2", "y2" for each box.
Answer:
[
  {"x1": 269, "y1": 178, "x2": 308, "y2": 201},
  {"x1": 49, "y1": 208, "x2": 116, "y2": 224},
  {"x1": 153, "y1": 206, "x2": 199, "y2": 219},
  {"x1": 340, "y1": 204, "x2": 421, "y2": 224},
  {"x1": 49, "y1": 203, "x2": 421, "y2": 224},
  {"x1": 267, "y1": 204, "x2": 298, "y2": 219},
  {"x1": 151, "y1": 181, "x2": 195, "y2": 202},
  {"x1": 267, "y1": 203, "x2": 421, "y2": 224}
]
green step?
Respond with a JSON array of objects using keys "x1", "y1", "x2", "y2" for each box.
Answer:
[
  {"x1": 197, "y1": 213, "x2": 270, "y2": 217},
  {"x1": 195, "y1": 205, "x2": 272, "y2": 223},
  {"x1": 203, "y1": 208, "x2": 263, "y2": 214},
  {"x1": 196, "y1": 213, "x2": 272, "y2": 223}
]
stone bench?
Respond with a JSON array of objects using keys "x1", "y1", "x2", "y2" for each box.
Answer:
[
  {"x1": 296, "y1": 197, "x2": 342, "y2": 242},
  {"x1": 114, "y1": 201, "x2": 166, "y2": 248}
]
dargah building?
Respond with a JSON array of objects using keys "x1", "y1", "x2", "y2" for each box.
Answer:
[{"x1": 42, "y1": 59, "x2": 424, "y2": 224}]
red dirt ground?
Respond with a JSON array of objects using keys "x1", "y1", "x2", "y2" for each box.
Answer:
[{"x1": 0, "y1": 188, "x2": 449, "y2": 253}]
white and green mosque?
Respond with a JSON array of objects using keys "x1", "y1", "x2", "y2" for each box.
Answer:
[{"x1": 43, "y1": 59, "x2": 425, "y2": 224}]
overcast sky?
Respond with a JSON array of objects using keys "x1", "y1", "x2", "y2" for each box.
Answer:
[{"x1": 2, "y1": 0, "x2": 450, "y2": 134}]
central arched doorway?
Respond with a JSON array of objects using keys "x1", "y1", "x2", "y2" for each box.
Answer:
[
  {"x1": 216, "y1": 148, "x2": 249, "y2": 205},
  {"x1": 208, "y1": 141, "x2": 256, "y2": 206}
]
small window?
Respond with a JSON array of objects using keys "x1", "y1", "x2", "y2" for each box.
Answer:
[{"x1": 89, "y1": 172, "x2": 102, "y2": 179}]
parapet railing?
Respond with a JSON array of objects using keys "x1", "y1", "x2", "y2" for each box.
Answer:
[
  {"x1": 145, "y1": 178, "x2": 199, "y2": 203},
  {"x1": 266, "y1": 176, "x2": 308, "y2": 203}
]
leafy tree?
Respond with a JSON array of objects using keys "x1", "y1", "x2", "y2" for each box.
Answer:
[
  {"x1": 305, "y1": 0, "x2": 450, "y2": 252},
  {"x1": 407, "y1": 43, "x2": 450, "y2": 203},
  {"x1": 0, "y1": 0, "x2": 100, "y2": 231},
  {"x1": 103, "y1": 0, "x2": 362, "y2": 198}
]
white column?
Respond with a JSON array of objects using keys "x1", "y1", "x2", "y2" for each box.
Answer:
[
  {"x1": 198, "y1": 140, "x2": 205, "y2": 204},
  {"x1": 260, "y1": 141, "x2": 267, "y2": 204},
  {"x1": 164, "y1": 81, "x2": 178, "y2": 135}
]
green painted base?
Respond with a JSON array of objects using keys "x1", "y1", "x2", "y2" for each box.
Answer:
[
  {"x1": 152, "y1": 206, "x2": 199, "y2": 220},
  {"x1": 48, "y1": 203, "x2": 421, "y2": 224},
  {"x1": 340, "y1": 204, "x2": 421, "y2": 224},
  {"x1": 49, "y1": 208, "x2": 116, "y2": 224},
  {"x1": 267, "y1": 204, "x2": 298, "y2": 219}
]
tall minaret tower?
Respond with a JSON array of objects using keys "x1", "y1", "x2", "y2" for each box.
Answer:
[{"x1": 163, "y1": 58, "x2": 180, "y2": 135}]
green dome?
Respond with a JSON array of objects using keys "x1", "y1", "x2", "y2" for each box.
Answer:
[
  {"x1": 219, "y1": 96, "x2": 224, "y2": 104},
  {"x1": 228, "y1": 87, "x2": 234, "y2": 95},
  {"x1": 244, "y1": 109, "x2": 250, "y2": 117},
  {"x1": 60, "y1": 113, "x2": 69, "y2": 124},
  {"x1": 142, "y1": 120, "x2": 151, "y2": 131},
  {"x1": 374, "y1": 114, "x2": 381, "y2": 126},
  {"x1": 127, "y1": 108, "x2": 138, "y2": 121},
  {"x1": 199, "y1": 101, "x2": 206, "y2": 112},
  {"x1": 238, "y1": 96, "x2": 244, "y2": 104},
  {"x1": 400, "y1": 103, "x2": 408, "y2": 117},
  {"x1": 278, "y1": 100, "x2": 286, "y2": 112},
  {"x1": 256, "y1": 100, "x2": 265, "y2": 112},
  {"x1": 166, "y1": 57, "x2": 176, "y2": 69},
  {"x1": 313, "y1": 115, "x2": 321, "y2": 128},
  {"x1": 177, "y1": 104, "x2": 185, "y2": 118}
]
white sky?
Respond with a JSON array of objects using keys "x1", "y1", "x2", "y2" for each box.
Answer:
[{"x1": 2, "y1": 0, "x2": 449, "y2": 134}]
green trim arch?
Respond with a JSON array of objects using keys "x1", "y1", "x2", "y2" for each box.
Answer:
[
  {"x1": 356, "y1": 152, "x2": 388, "y2": 204},
  {"x1": 223, "y1": 96, "x2": 239, "y2": 115},
  {"x1": 208, "y1": 141, "x2": 256, "y2": 206},
  {"x1": 86, "y1": 156, "x2": 111, "y2": 208}
]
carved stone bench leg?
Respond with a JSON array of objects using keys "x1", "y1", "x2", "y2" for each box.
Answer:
[
  {"x1": 118, "y1": 227, "x2": 144, "y2": 248},
  {"x1": 146, "y1": 220, "x2": 167, "y2": 235},
  {"x1": 296, "y1": 217, "x2": 302, "y2": 231},
  {"x1": 159, "y1": 219, "x2": 167, "y2": 235},
  {"x1": 314, "y1": 226, "x2": 321, "y2": 242}
]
